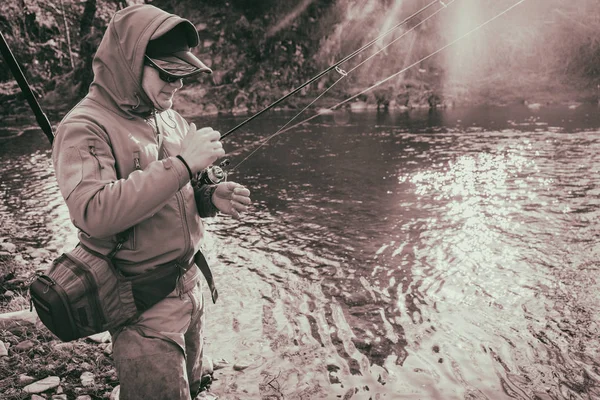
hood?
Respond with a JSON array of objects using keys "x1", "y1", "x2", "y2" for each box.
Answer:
[{"x1": 88, "y1": 4, "x2": 199, "y2": 118}]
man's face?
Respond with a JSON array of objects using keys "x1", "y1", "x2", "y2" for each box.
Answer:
[{"x1": 141, "y1": 66, "x2": 183, "y2": 111}]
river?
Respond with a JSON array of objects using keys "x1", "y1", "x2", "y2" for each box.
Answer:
[{"x1": 1, "y1": 104, "x2": 599, "y2": 399}]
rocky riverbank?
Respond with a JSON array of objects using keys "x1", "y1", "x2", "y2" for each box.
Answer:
[{"x1": 0, "y1": 236, "x2": 248, "y2": 400}]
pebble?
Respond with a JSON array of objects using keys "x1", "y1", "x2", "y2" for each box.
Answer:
[
  {"x1": 213, "y1": 358, "x2": 230, "y2": 370},
  {"x1": 23, "y1": 376, "x2": 61, "y2": 393},
  {"x1": 100, "y1": 342, "x2": 113, "y2": 355},
  {"x1": 196, "y1": 392, "x2": 219, "y2": 399},
  {"x1": 18, "y1": 374, "x2": 36, "y2": 385},
  {"x1": 54, "y1": 342, "x2": 76, "y2": 352},
  {"x1": 52, "y1": 395, "x2": 68, "y2": 400},
  {"x1": 110, "y1": 385, "x2": 120, "y2": 400},
  {"x1": 76, "y1": 396, "x2": 93, "y2": 400},
  {"x1": 14, "y1": 339, "x2": 36, "y2": 352},
  {"x1": 87, "y1": 331, "x2": 111, "y2": 343},
  {"x1": 232, "y1": 363, "x2": 250, "y2": 371},
  {"x1": 31, "y1": 395, "x2": 45, "y2": 400},
  {"x1": 25, "y1": 247, "x2": 52, "y2": 259},
  {"x1": 0, "y1": 341, "x2": 8, "y2": 356},
  {"x1": 202, "y1": 354, "x2": 214, "y2": 375},
  {"x1": 80, "y1": 371, "x2": 95, "y2": 387},
  {"x1": 0, "y1": 242, "x2": 16, "y2": 253}
]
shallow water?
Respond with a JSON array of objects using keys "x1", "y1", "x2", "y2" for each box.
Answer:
[{"x1": 1, "y1": 104, "x2": 599, "y2": 399}]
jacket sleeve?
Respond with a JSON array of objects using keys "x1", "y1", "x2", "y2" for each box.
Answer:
[
  {"x1": 52, "y1": 120, "x2": 191, "y2": 238},
  {"x1": 193, "y1": 183, "x2": 219, "y2": 218}
]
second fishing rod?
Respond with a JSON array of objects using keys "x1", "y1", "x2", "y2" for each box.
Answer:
[{"x1": 199, "y1": 0, "x2": 446, "y2": 184}]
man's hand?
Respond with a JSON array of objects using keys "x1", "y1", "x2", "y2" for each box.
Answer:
[
  {"x1": 212, "y1": 181, "x2": 251, "y2": 218},
  {"x1": 180, "y1": 123, "x2": 225, "y2": 174}
]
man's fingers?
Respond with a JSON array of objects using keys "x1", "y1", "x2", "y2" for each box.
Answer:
[
  {"x1": 232, "y1": 194, "x2": 251, "y2": 205},
  {"x1": 231, "y1": 201, "x2": 248, "y2": 214},
  {"x1": 233, "y1": 187, "x2": 250, "y2": 196}
]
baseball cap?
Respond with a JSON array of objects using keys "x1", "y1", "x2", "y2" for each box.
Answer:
[{"x1": 145, "y1": 22, "x2": 212, "y2": 80}]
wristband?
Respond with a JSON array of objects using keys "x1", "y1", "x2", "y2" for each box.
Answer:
[{"x1": 176, "y1": 155, "x2": 193, "y2": 180}]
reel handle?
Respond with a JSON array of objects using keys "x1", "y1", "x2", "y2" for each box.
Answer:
[{"x1": 198, "y1": 159, "x2": 230, "y2": 185}]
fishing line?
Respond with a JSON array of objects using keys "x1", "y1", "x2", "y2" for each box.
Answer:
[
  {"x1": 220, "y1": 0, "x2": 442, "y2": 140},
  {"x1": 261, "y1": 0, "x2": 528, "y2": 139},
  {"x1": 229, "y1": 0, "x2": 456, "y2": 172}
]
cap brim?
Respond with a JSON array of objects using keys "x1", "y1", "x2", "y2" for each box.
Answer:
[{"x1": 146, "y1": 51, "x2": 212, "y2": 79}]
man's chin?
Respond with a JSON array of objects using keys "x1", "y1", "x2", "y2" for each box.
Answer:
[{"x1": 156, "y1": 99, "x2": 173, "y2": 111}]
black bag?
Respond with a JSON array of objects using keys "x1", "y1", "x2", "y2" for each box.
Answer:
[{"x1": 29, "y1": 242, "x2": 192, "y2": 342}]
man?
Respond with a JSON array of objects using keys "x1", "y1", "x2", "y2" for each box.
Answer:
[{"x1": 52, "y1": 4, "x2": 251, "y2": 399}]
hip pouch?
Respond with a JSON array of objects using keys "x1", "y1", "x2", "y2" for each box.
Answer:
[{"x1": 29, "y1": 243, "x2": 189, "y2": 342}]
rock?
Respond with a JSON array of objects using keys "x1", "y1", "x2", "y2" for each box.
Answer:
[
  {"x1": 76, "y1": 396, "x2": 93, "y2": 400},
  {"x1": 87, "y1": 331, "x2": 111, "y2": 343},
  {"x1": 2, "y1": 290, "x2": 15, "y2": 299},
  {"x1": 213, "y1": 358, "x2": 230, "y2": 370},
  {"x1": 0, "y1": 242, "x2": 16, "y2": 252},
  {"x1": 0, "y1": 309, "x2": 39, "y2": 328},
  {"x1": 52, "y1": 394, "x2": 68, "y2": 400},
  {"x1": 18, "y1": 374, "x2": 36, "y2": 385},
  {"x1": 54, "y1": 342, "x2": 76, "y2": 352},
  {"x1": 232, "y1": 363, "x2": 250, "y2": 371},
  {"x1": 23, "y1": 376, "x2": 61, "y2": 394},
  {"x1": 196, "y1": 391, "x2": 219, "y2": 399},
  {"x1": 101, "y1": 342, "x2": 113, "y2": 355},
  {"x1": 36, "y1": 263, "x2": 51, "y2": 273},
  {"x1": 26, "y1": 247, "x2": 52, "y2": 259},
  {"x1": 350, "y1": 101, "x2": 368, "y2": 111},
  {"x1": 31, "y1": 395, "x2": 45, "y2": 400},
  {"x1": 0, "y1": 341, "x2": 8, "y2": 356},
  {"x1": 14, "y1": 339, "x2": 36, "y2": 352},
  {"x1": 204, "y1": 104, "x2": 219, "y2": 115},
  {"x1": 202, "y1": 354, "x2": 214, "y2": 376},
  {"x1": 110, "y1": 385, "x2": 120, "y2": 400},
  {"x1": 80, "y1": 371, "x2": 95, "y2": 387}
]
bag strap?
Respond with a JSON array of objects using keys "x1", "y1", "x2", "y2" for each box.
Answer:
[{"x1": 194, "y1": 251, "x2": 218, "y2": 304}]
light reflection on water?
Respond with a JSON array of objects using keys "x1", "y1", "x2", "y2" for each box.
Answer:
[{"x1": 1, "y1": 105, "x2": 600, "y2": 399}]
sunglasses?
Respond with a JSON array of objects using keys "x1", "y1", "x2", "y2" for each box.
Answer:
[{"x1": 144, "y1": 56, "x2": 182, "y2": 83}]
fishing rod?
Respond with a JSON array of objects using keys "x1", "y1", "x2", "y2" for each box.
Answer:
[
  {"x1": 224, "y1": 0, "x2": 528, "y2": 174},
  {"x1": 228, "y1": 0, "x2": 455, "y2": 172},
  {"x1": 0, "y1": 31, "x2": 54, "y2": 144},
  {"x1": 219, "y1": 0, "x2": 442, "y2": 140},
  {"x1": 276, "y1": 0, "x2": 529, "y2": 136}
]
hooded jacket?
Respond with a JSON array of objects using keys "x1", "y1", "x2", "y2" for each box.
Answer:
[{"x1": 52, "y1": 5, "x2": 213, "y2": 275}]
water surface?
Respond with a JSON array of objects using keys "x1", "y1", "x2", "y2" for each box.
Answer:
[{"x1": 1, "y1": 104, "x2": 599, "y2": 399}]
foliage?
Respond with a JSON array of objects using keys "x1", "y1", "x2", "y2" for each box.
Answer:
[{"x1": 1, "y1": 0, "x2": 600, "y2": 120}]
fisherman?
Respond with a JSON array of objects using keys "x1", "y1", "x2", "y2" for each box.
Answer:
[{"x1": 52, "y1": 4, "x2": 251, "y2": 399}]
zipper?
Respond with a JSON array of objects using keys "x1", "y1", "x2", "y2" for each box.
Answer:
[
  {"x1": 88, "y1": 140, "x2": 104, "y2": 171},
  {"x1": 30, "y1": 275, "x2": 56, "y2": 311},
  {"x1": 175, "y1": 262, "x2": 184, "y2": 299},
  {"x1": 63, "y1": 255, "x2": 106, "y2": 329},
  {"x1": 162, "y1": 144, "x2": 192, "y2": 257},
  {"x1": 32, "y1": 275, "x2": 79, "y2": 335},
  {"x1": 133, "y1": 151, "x2": 141, "y2": 170}
]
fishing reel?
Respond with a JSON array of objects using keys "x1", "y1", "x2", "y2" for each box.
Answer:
[{"x1": 198, "y1": 159, "x2": 230, "y2": 185}]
